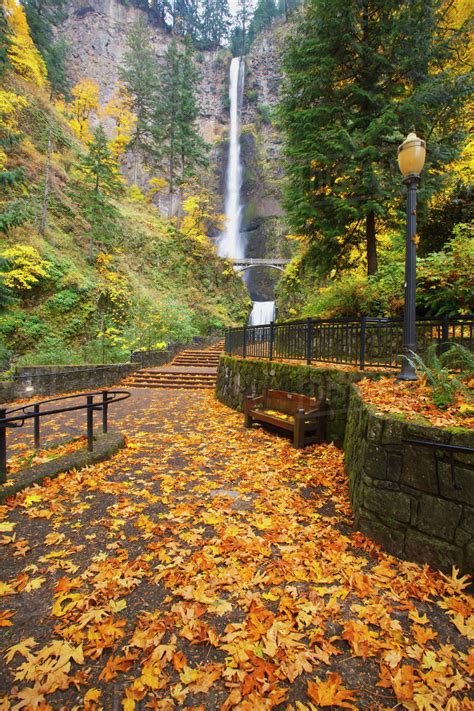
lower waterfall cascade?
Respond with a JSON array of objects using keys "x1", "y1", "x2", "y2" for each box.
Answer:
[{"x1": 249, "y1": 301, "x2": 275, "y2": 326}]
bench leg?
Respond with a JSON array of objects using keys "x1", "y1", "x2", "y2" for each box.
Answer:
[
  {"x1": 244, "y1": 414, "x2": 253, "y2": 428},
  {"x1": 293, "y1": 409, "x2": 305, "y2": 449}
]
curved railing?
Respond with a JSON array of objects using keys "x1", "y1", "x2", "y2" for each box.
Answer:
[{"x1": 0, "y1": 390, "x2": 131, "y2": 483}]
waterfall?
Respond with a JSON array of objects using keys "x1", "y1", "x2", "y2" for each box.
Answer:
[
  {"x1": 249, "y1": 301, "x2": 275, "y2": 326},
  {"x1": 218, "y1": 57, "x2": 245, "y2": 260},
  {"x1": 220, "y1": 57, "x2": 275, "y2": 326}
]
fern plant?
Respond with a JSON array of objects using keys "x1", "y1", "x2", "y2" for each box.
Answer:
[
  {"x1": 439, "y1": 343, "x2": 474, "y2": 375},
  {"x1": 406, "y1": 343, "x2": 471, "y2": 409}
]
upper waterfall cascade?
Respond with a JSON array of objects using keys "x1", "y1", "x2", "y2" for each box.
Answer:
[{"x1": 218, "y1": 57, "x2": 246, "y2": 260}]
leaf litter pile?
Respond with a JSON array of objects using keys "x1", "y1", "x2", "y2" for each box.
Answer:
[
  {"x1": 357, "y1": 378, "x2": 474, "y2": 429},
  {"x1": 0, "y1": 389, "x2": 472, "y2": 710}
]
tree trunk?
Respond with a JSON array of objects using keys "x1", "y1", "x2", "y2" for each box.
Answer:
[
  {"x1": 39, "y1": 133, "x2": 53, "y2": 236},
  {"x1": 366, "y1": 211, "x2": 378, "y2": 275}
]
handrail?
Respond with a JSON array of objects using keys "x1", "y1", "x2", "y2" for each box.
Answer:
[
  {"x1": 402, "y1": 439, "x2": 473, "y2": 455},
  {"x1": 2, "y1": 390, "x2": 130, "y2": 421},
  {"x1": 0, "y1": 390, "x2": 131, "y2": 484}
]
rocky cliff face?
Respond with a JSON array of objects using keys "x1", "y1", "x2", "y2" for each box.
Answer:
[{"x1": 62, "y1": 0, "x2": 227, "y2": 143}]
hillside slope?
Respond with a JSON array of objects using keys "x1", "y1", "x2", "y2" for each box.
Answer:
[{"x1": 0, "y1": 68, "x2": 250, "y2": 368}]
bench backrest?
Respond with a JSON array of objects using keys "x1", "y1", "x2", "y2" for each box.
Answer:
[{"x1": 263, "y1": 389, "x2": 319, "y2": 416}]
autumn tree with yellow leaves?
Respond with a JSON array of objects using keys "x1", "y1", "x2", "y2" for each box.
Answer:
[
  {"x1": 67, "y1": 78, "x2": 100, "y2": 142},
  {"x1": 102, "y1": 83, "x2": 136, "y2": 160},
  {"x1": 3, "y1": 0, "x2": 46, "y2": 87}
]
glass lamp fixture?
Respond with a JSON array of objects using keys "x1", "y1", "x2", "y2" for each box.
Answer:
[{"x1": 398, "y1": 132, "x2": 426, "y2": 177}]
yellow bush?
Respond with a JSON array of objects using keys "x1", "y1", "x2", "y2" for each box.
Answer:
[{"x1": 0, "y1": 245, "x2": 51, "y2": 290}]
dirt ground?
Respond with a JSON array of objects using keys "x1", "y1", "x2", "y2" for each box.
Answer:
[{"x1": 0, "y1": 388, "x2": 472, "y2": 710}]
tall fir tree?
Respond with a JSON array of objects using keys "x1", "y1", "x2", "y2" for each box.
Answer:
[
  {"x1": 231, "y1": 0, "x2": 255, "y2": 55},
  {"x1": 21, "y1": 0, "x2": 70, "y2": 96},
  {"x1": 247, "y1": 0, "x2": 277, "y2": 45},
  {"x1": 119, "y1": 17, "x2": 158, "y2": 177},
  {"x1": 279, "y1": 0, "x2": 471, "y2": 275},
  {"x1": 78, "y1": 125, "x2": 123, "y2": 259},
  {"x1": 198, "y1": 0, "x2": 230, "y2": 49},
  {"x1": 152, "y1": 38, "x2": 207, "y2": 211}
]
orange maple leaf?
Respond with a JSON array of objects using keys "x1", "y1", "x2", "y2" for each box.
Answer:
[{"x1": 307, "y1": 672, "x2": 358, "y2": 709}]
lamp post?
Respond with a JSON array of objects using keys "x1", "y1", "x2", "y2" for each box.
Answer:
[{"x1": 397, "y1": 131, "x2": 426, "y2": 381}]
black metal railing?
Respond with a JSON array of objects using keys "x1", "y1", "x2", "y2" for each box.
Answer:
[
  {"x1": 0, "y1": 390, "x2": 131, "y2": 484},
  {"x1": 224, "y1": 315, "x2": 473, "y2": 370}
]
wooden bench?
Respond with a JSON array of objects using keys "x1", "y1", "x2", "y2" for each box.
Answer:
[{"x1": 244, "y1": 389, "x2": 326, "y2": 449}]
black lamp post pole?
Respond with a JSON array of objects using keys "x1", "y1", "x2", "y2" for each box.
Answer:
[{"x1": 398, "y1": 174, "x2": 419, "y2": 381}]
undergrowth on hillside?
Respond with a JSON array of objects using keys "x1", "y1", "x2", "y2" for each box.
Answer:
[{"x1": 0, "y1": 64, "x2": 249, "y2": 369}]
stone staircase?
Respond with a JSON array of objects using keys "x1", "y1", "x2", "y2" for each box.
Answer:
[{"x1": 124, "y1": 341, "x2": 224, "y2": 390}]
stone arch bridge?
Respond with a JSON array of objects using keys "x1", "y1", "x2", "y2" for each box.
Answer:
[{"x1": 230, "y1": 258, "x2": 290, "y2": 274}]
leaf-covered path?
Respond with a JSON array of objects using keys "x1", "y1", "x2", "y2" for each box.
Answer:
[{"x1": 0, "y1": 389, "x2": 472, "y2": 710}]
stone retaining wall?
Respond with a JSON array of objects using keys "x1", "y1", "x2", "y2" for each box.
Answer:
[
  {"x1": 216, "y1": 355, "x2": 379, "y2": 445},
  {"x1": 344, "y1": 385, "x2": 474, "y2": 574},
  {"x1": 216, "y1": 355, "x2": 474, "y2": 573},
  {"x1": 0, "y1": 363, "x2": 138, "y2": 404}
]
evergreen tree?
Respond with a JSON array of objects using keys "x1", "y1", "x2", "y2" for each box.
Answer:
[
  {"x1": 78, "y1": 125, "x2": 123, "y2": 259},
  {"x1": 276, "y1": 0, "x2": 300, "y2": 19},
  {"x1": 198, "y1": 0, "x2": 230, "y2": 49},
  {"x1": 279, "y1": 0, "x2": 471, "y2": 275},
  {"x1": 231, "y1": 0, "x2": 255, "y2": 55},
  {"x1": 21, "y1": 0, "x2": 70, "y2": 96},
  {"x1": 80, "y1": 125, "x2": 123, "y2": 195},
  {"x1": 0, "y1": 6, "x2": 10, "y2": 75},
  {"x1": 152, "y1": 38, "x2": 207, "y2": 211},
  {"x1": 119, "y1": 17, "x2": 158, "y2": 173},
  {"x1": 0, "y1": 257, "x2": 15, "y2": 310},
  {"x1": 247, "y1": 0, "x2": 277, "y2": 45}
]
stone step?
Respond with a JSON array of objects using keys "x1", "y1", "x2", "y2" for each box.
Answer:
[
  {"x1": 128, "y1": 383, "x2": 215, "y2": 390},
  {"x1": 128, "y1": 376, "x2": 216, "y2": 383}
]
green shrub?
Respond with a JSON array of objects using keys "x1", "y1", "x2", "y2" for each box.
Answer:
[
  {"x1": 407, "y1": 344, "x2": 472, "y2": 409},
  {"x1": 246, "y1": 88, "x2": 258, "y2": 103},
  {"x1": 257, "y1": 103, "x2": 272, "y2": 124}
]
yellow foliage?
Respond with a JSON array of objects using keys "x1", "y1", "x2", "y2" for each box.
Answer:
[
  {"x1": 0, "y1": 245, "x2": 50, "y2": 290},
  {"x1": 67, "y1": 79, "x2": 100, "y2": 142},
  {"x1": 147, "y1": 177, "x2": 168, "y2": 199},
  {"x1": 3, "y1": 0, "x2": 47, "y2": 87},
  {"x1": 0, "y1": 88, "x2": 28, "y2": 170},
  {"x1": 127, "y1": 184, "x2": 146, "y2": 203},
  {"x1": 180, "y1": 188, "x2": 223, "y2": 253},
  {"x1": 102, "y1": 83, "x2": 136, "y2": 159},
  {"x1": 96, "y1": 252, "x2": 131, "y2": 320}
]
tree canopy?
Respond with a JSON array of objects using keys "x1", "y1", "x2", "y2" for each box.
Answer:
[{"x1": 278, "y1": 0, "x2": 472, "y2": 276}]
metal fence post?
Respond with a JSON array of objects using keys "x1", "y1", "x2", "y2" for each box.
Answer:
[
  {"x1": 86, "y1": 395, "x2": 94, "y2": 452},
  {"x1": 441, "y1": 313, "x2": 449, "y2": 354},
  {"x1": 102, "y1": 391, "x2": 108, "y2": 434},
  {"x1": 306, "y1": 318, "x2": 313, "y2": 365},
  {"x1": 33, "y1": 403, "x2": 40, "y2": 450},
  {"x1": 0, "y1": 410, "x2": 6, "y2": 484},
  {"x1": 243, "y1": 325, "x2": 247, "y2": 358},
  {"x1": 269, "y1": 321, "x2": 275, "y2": 361},
  {"x1": 359, "y1": 316, "x2": 367, "y2": 370}
]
